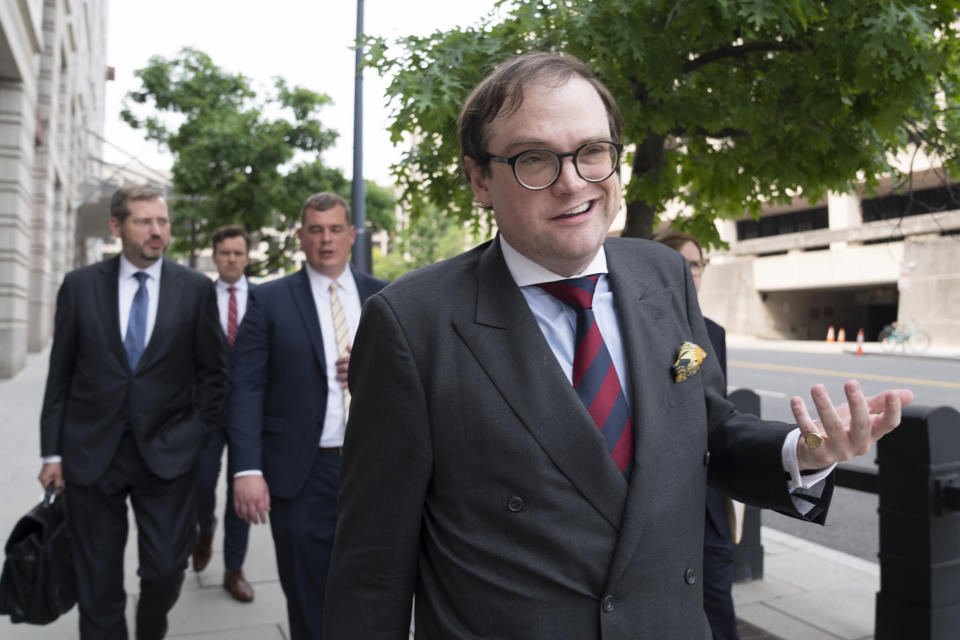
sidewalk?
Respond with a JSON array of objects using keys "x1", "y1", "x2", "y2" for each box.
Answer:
[
  {"x1": 1, "y1": 346, "x2": 883, "y2": 639},
  {"x1": 727, "y1": 334, "x2": 960, "y2": 360}
]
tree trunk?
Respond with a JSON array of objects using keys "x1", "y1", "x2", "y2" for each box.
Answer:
[
  {"x1": 622, "y1": 200, "x2": 656, "y2": 239},
  {"x1": 621, "y1": 129, "x2": 666, "y2": 239}
]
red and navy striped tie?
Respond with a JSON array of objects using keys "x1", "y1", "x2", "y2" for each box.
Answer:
[{"x1": 536, "y1": 275, "x2": 634, "y2": 477}]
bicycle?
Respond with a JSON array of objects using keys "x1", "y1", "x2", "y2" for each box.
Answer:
[{"x1": 878, "y1": 322, "x2": 931, "y2": 353}]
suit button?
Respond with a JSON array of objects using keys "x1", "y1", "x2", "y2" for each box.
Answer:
[
  {"x1": 703, "y1": 450, "x2": 710, "y2": 466},
  {"x1": 507, "y1": 496, "x2": 525, "y2": 512},
  {"x1": 601, "y1": 595, "x2": 615, "y2": 612},
  {"x1": 684, "y1": 568, "x2": 697, "y2": 585}
]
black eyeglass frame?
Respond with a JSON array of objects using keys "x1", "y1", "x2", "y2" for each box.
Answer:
[{"x1": 485, "y1": 140, "x2": 624, "y2": 191}]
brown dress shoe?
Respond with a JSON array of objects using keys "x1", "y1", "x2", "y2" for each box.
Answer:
[
  {"x1": 223, "y1": 568, "x2": 255, "y2": 602},
  {"x1": 192, "y1": 519, "x2": 216, "y2": 572}
]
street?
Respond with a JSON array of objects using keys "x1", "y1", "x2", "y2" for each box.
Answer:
[{"x1": 727, "y1": 346, "x2": 960, "y2": 561}]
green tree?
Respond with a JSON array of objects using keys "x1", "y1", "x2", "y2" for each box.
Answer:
[
  {"x1": 366, "y1": 0, "x2": 960, "y2": 245},
  {"x1": 373, "y1": 205, "x2": 478, "y2": 281},
  {"x1": 121, "y1": 47, "x2": 396, "y2": 272}
]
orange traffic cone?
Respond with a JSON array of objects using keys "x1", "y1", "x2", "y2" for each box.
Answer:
[
  {"x1": 826, "y1": 326, "x2": 835, "y2": 342},
  {"x1": 837, "y1": 327, "x2": 846, "y2": 343},
  {"x1": 855, "y1": 328, "x2": 865, "y2": 356}
]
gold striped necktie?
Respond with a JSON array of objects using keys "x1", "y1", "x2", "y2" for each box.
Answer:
[{"x1": 329, "y1": 280, "x2": 351, "y2": 416}]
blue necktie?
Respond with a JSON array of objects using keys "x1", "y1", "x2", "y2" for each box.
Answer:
[{"x1": 124, "y1": 272, "x2": 149, "y2": 369}]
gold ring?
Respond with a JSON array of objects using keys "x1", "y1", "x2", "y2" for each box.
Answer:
[{"x1": 804, "y1": 432, "x2": 823, "y2": 449}]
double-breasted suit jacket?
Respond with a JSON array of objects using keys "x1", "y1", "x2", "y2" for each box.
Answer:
[
  {"x1": 40, "y1": 255, "x2": 225, "y2": 485},
  {"x1": 325, "y1": 237, "x2": 832, "y2": 639}
]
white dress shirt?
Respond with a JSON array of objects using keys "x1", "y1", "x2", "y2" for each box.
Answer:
[
  {"x1": 305, "y1": 264, "x2": 362, "y2": 448},
  {"x1": 118, "y1": 255, "x2": 163, "y2": 346},
  {"x1": 498, "y1": 236, "x2": 831, "y2": 505},
  {"x1": 216, "y1": 275, "x2": 250, "y2": 338}
]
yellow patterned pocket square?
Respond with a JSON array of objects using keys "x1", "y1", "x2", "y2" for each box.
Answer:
[{"x1": 672, "y1": 341, "x2": 707, "y2": 383}]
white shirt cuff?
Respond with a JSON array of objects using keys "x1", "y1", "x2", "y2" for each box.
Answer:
[
  {"x1": 42, "y1": 455, "x2": 62, "y2": 464},
  {"x1": 233, "y1": 469, "x2": 263, "y2": 479},
  {"x1": 781, "y1": 428, "x2": 835, "y2": 490}
]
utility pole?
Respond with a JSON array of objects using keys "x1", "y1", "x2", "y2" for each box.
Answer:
[{"x1": 350, "y1": 0, "x2": 369, "y2": 273}]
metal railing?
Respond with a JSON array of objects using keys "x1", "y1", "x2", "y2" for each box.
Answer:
[{"x1": 728, "y1": 397, "x2": 960, "y2": 639}]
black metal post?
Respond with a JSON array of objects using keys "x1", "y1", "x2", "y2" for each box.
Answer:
[
  {"x1": 874, "y1": 405, "x2": 960, "y2": 639},
  {"x1": 729, "y1": 388, "x2": 764, "y2": 582},
  {"x1": 350, "y1": 0, "x2": 369, "y2": 274}
]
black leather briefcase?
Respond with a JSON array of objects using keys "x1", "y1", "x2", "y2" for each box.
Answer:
[{"x1": 0, "y1": 485, "x2": 77, "y2": 624}]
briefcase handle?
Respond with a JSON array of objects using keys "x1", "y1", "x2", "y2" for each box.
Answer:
[{"x1": 41, "y1": 484, "x2": 57, "y2": 508}]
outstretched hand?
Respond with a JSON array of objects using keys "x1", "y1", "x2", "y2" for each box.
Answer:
[{"x1": 792, "y1": 380, "x2": 914, "y2": 471}]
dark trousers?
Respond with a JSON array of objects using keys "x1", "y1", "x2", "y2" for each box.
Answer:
[
  {"x1": 65, "y1": 432, "x2": 196, "y2": 640},
  {"x1": 195, "y1": 427, "x2": 249, "y2": 570},
  {"x1": 269, "y1": 449, "x2": 340, "y2": 640},
  {"x1": 704, "y1": 487, "x2": 740, "y2": 640}
]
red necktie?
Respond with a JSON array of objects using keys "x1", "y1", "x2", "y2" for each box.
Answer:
[
  {"x1": 536, "y1": 275, "x2": 634, "y2": 477},
  {"x1": 227, "y1": 286, "x2": 238, "y2": 348}
]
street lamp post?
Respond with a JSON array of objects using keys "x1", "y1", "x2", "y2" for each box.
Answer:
[{"x1": 350, "y1": 0, "x2": 369, "y2": 274}]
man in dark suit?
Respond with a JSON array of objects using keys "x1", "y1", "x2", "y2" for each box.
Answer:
[
  {"x1": 323, "y1": 53, "x2": 913, "y2": 639},
  {"x1": 228, "y1": 192, "x2": 386, "y2": 639},
  {"x1": 38, "y1": 185, "x2": 225, "y2": 639},
  {"x1": 192, "y1": 226, "x2": 257, "y2": 602}
]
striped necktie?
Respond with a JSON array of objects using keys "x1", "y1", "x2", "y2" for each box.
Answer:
[
  {"x1": 536, "y1": 275, "x2": 634, "y2": 477},
  {"x1": 226, "y1": 286, "x2": 238, "y2": 348},
  {"x1": 329, "y1": 280, "x2": 351, "y2": 415}
]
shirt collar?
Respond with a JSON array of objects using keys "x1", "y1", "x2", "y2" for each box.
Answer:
[
  {"x1": 119, "y1": 254, "x2": 163, "y2": 281},
  {"x1": 305, "y1": 263, "x2": 350, "y2": 293},
  {"x1": 217, "y1": 275, "x2": 248, "y2": 292},
  {"x1": 499, "y1": 235, "x2": 608, "y2": 287}
]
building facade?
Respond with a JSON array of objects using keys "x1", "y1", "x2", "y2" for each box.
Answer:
[
  {"x1": 0, "y1": 0, "x2": 107, "y2": 377},
  {"x1": 699, "y1": 169, "x2": 960, "y2": 347}
]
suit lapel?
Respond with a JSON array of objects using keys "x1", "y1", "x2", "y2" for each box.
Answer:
[
  {"x1": 452, "y1": 239, "x2": 628, "y2": 530},
  {"x1": 98, "y1": 256, "x2": 128, "y2": 369},
  {"x1": 603, "y1": 240, "x2": 677, "y2": 589},
  {"x1": 351, "y1": 266, "x2": 380, "y2": 302},
  {"x1": 290, "y1": 268, "x2": 326, "y2": 368}
]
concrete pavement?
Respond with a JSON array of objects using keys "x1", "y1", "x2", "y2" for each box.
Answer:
[{"x1": 2, "y1": 339, "x2": 947, "y2": 639}]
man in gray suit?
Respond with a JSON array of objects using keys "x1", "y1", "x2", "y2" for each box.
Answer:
[{"x1": 324, "y1": 53, "x2": 913, "y2": 639}]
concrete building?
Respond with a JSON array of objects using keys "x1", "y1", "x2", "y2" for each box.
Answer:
[
  {"x1": 0, "y1": 0, "x2": 108, "y2": 377},
  {"x1": 698, "y1": 168, "x2": 960, "y2": 347}
]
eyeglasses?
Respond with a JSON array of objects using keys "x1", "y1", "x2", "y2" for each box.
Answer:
[
  {"x1": 129, "y1": 217, "x2": 170, "y2": 228},
  {"x1": 486, "y1": 140, "x2": 623, "y2": 190}
]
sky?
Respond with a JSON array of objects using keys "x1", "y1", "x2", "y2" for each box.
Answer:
[{"x1": 103, "y1": 0, "x2": 501, "y2": 185}]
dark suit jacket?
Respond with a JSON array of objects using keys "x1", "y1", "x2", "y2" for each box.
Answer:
[
  {"x1": 228, "y1": 266, "x2": 386, "y2": 499},
  {"x1": 325, "y1": 237, "x2": 832, "y2": 640},
  {"x1": 703, "y1": 317, "x2": 733, "y2": 543},
  {"x1": 219, "y1": 281, "x2": 257, "y2": 429},
  {"x1": 40, "y1": 256, "x2": 225, "y2": 486}
]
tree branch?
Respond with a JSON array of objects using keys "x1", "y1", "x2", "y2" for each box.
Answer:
[
  {"x1": 668, "y1": 125, "x2": 749, "y2": 139},
  {"x1": 684, "y1": 40, "x2": 797, "y2": 74}
]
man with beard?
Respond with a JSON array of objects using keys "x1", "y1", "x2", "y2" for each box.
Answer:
[{"x1": 39, "y1": 185, "x2": 225, "y2": 639}]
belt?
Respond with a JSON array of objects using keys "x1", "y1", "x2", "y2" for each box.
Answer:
[{"x1": 319, "y1": 446, "x2": 342, "y2": 455}]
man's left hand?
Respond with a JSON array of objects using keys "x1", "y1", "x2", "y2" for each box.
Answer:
[
  {"x1": 792, "y1": 380, "x2": 914, "y2": 470},
  {"x1": 335, "y1": 346, "x2": 351, "y2": 389}
]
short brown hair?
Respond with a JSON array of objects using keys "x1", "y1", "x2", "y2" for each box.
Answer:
[
  {"x1": 211, "y1": 225, "x2": 250, "y2": 252},
  {"x1": 458, "y1": 52, "x2": 624, "y2": 179},
  {"x1": 299, "y1": 192, "x2": 351, "y2": 225},
  {"x1": 652, "y1": 229, "x2": 703, "y2": 258},
  {"x1": 110, "y1": 185, "x2": 166, "y2": 223}
]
